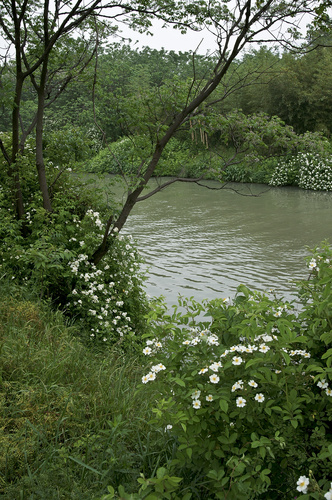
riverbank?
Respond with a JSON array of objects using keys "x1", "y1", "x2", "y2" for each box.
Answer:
[{"x1": 83, "y1": 137, "x2": 332, "y2": 192}]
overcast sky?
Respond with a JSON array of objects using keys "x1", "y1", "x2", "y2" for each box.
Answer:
[{"x1": 117, "y1": 20, "x2": 218, "y2": 54}]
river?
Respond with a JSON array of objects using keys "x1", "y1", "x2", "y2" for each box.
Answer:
[{"x1": 115, "y1": 179, "x2": 331, "y2": 306}]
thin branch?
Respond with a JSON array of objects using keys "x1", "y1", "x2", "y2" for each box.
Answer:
[
  {"x1": 195, "y1": 180, "x2": 271, "y2": 197},
  {"x1": 136, "y1": 176, "x2": 204, "y2": 201}
]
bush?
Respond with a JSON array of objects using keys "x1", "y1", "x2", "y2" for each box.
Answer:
[
  {"x1": 0, "y1": 144, "x2": 148, "y2": 351},
  {"x1": 85, "y1": 137, "x2": 141, "y2": 175},
  {"x1": 270, "y1": 152, "x2": 332, "y2": 191},
  {"x1": 44, "y1": 125, "x2": 102, "y2": 167},
  {"x1": 120, "y1": 243, "x2": 332, "y2": 499},
  {"x1": 85, "y1": 136, "x2": 210, "y2": 179}
]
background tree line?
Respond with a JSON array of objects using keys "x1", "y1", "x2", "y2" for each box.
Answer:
[{"x1": 1, "y1": 37, "x2": 332, "y2": 144}]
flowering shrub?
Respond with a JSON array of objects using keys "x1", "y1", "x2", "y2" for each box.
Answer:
[
  {"x1": 270, "y1": 152, "x2": 332, "y2": 191},
  {"x1": 0, "y1": 146, "x2": 148, "y2": 350},
  {"x1": 134, "y1": 244, "x2": 332, "y2": 499}
]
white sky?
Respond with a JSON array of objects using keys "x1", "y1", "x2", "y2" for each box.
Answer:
[{"x1": 117, "y1": 20, "x2": 218, "y2": 54}]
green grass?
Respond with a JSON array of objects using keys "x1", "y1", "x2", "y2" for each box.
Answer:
[{"x1": 0, "y1": 281, "x2": 168, "y2": 499}]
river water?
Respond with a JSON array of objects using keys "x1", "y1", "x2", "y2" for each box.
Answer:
[{"x1": 116, "y1": 179, "x2": 332, "y2": 306}]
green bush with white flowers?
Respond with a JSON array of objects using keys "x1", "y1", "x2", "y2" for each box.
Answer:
[
  {"x1": 0, "y1": 141, "x2": 148, "y2": 351},
  {"x1": 270, "y1": 152, "x2": 332, "y2": 191},
  {"x1": 107, "y1": 243, "x2": 332, "y2": 499}
]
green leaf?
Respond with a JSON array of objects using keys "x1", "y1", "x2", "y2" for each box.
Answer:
[
  {"x1": 173, "y1": 377, "x2": 186, "y2": 387},
  {"x1": 290, "y1": 419, "x2": 298, "y2": 429},
  {"x1": 219, "y1": 400, "x2": 229, "y2": 413}
]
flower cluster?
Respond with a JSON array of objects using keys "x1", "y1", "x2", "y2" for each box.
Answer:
[
  {"x1": 270, "y1": 152, "x2": 332, "y2": 191},
  {"x1": 317, "y1": 379, "x2": 332, "y2": 397},
  {"x1": 141, "y1": 319, "x2": 314, "y2": 413},
  {"x1": 66, "y1": 227, "x2": 145, "y2": 344}
]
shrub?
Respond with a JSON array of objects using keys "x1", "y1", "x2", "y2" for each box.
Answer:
[
  {"x1": 85, "y1": 137, "x2": 141, "y2": 175},
  {"x1": 270, "y1": 152, "x2": 332, "y2": 191},
  {"x1": 0, "y1": 145, "x2": 148, "y2": 351},
  {"x1": 124, "y1": 243, "x2": 332, "y2": 499},
  {"x1": 85, "y1": 136, "x2": 210, "y2": 179}
]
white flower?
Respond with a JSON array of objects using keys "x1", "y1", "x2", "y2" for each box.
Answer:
[
  {"x1": 324, "y1": 483, "x2": 332, "y2": 500},
  {"x1": 191, "y1": 390, "x2": 201, "y2": 399},
  {"x1": 142, "y1": 374, "x2": 149, "y2": 384},
  {"x1": 206, "y1": 394, "x2": 214, "y2": 402},
  {"x1": 143, "y1": 347, "x2": 152, "y2": 355},
  {"x1": 207, "y1": 336, "x2": 219, "y2": 346},
  {"x1": 209, "y1": 374, "x2": 220, "y2": 384},
  {"x1": 165, "y1": 424, "x2": 173, "y2": 431},
  {"x1": 190, "y1": 337, "x2": 200, "y2": 345},
  {"x1": 209, "y1": 362, "x2": 222, "y2": 372},
  {"x1": 147, "y1": 372, "x2": 156, "y2": 381},
  {"x1": 259, "y1": 344, "x2": 270, "y2": 353},
  {"x1": 254, "y1": 393, "x2": 265, "y2": 403},
  {"x1": 261, "y1": 334, "x2": 273, "y2": 342},
  {"x1": 151, "y1": 364, "x2": 166, "y2": 373},
  {"x1": 248, "y1": 380, "x2": 258, "y2": 388},
  {"x1": 326, "y1": 388, "x2": 332, "y2": 397},
  {"x1": 232, "y1": 356, "x2": 243, "y2": 365},
  {"x1": 199, "y1": 368, "x2": 208, "y2": 374},
  {"x1": 317, "y1": 379, "x2": 329, "y2": 389},
  {"x1": 296, "y1": 476, "x2": 309, "y2": 494},
  {"x1": 236, "y1": 397, "x2": 246, "y2": 408},
  {"x1": 231, "y1": 380, "x2": 244, "y2": 392},
  {"x1": 192, "y1": 399, "x2": 201, "y2": 409},
  {"x1": 309, "y1": 258, "x2": 317, "y2": 269}
]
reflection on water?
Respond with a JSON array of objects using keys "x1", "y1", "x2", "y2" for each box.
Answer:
[{"x1": 116, "y1": 179, "x2": 332, "y2": 306}]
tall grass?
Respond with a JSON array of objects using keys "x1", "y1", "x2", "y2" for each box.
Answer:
[{"x1": 0, "y1": 280, "x2": 168, "y2": 499}]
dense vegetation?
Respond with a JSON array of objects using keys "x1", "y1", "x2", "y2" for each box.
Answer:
[
  {"x1": 1, "y1": 0, "x2": 332, "y2": 498},
  {"x1": 1, "y1": 42, "x2": 332, "y2": 189},
  {"x1": 1, "y1": 244, "x2": 331, "y2": 499}
]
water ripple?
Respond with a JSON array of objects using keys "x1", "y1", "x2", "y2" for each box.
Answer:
[{"x1": 122, "y1": 180, "x2": 332, "y2": 306}]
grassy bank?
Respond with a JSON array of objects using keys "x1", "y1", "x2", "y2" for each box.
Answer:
[{"x1": 0, "y1": 283, "x2": 166, "y2": 499}]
